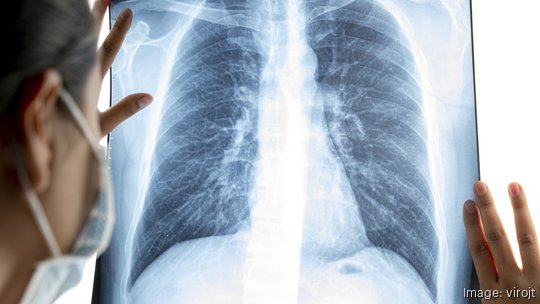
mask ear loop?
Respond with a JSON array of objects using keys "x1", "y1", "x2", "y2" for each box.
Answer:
[
  {"x1": 12, "y1": 88, "x2": 103, "y2": 259},
  {"x1": 12, "y1": 143, "x2": 62, "y2": 257}
]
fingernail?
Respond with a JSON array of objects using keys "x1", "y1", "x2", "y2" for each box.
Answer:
[
  {"x1": 120, "y1": 8, "x2": 131, "y2": 20},
  {"x1": 465, "y1": 200, "x2": 476, "y2": 214},
  {"x1": 136, "y1": 95, "x2": 152, "y2": 109},
  {"x1": 508, "y1": 183, "x2": 521, "y2": 197},
  {"x1": 475, "y1": 181, "x2": 487, "y2": 195}
]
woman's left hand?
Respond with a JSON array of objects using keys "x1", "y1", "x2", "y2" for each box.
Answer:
[
  {"x1": 91, "y1": 0, "x2": 153, "y2": 137},
  {"x1": 463, "y1": 181, "x2": 540, "y2": 303}
]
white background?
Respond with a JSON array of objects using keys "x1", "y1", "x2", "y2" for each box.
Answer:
[
  {"x1": 55, "y1": 0, "x2": 540, "y2": 302},
  {"x1": 472, "y1": 0, "x2": 540, "y2": 269}
]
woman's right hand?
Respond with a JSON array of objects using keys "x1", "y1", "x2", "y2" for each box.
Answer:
[{"x1": 91, "y1": 0, "x2": 153, "y2": 137}]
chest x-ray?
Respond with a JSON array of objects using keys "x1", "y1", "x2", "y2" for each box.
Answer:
[{"x1": 98, "y1": 0, "x2": 478, "y2": 303}]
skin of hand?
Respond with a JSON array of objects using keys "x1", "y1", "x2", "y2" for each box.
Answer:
[
  {"x1": 464, "y1": 181, "x2": 540, "y2": 303},
  {"x1": 92, "y1": 0, "x2": 153, "y2": 137}
]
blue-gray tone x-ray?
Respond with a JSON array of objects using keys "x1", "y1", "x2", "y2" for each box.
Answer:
[{"x1": 99, "y1": 0, "x2": 478, "y2": 303}]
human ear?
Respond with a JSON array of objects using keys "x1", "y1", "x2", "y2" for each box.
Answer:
[{"x1": 16, "y1": 69, "x2": 62, "y2": 193}]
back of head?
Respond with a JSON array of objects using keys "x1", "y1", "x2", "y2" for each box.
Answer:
[{"x1": 0, "y1": 0, "x2": 97, "y2": 117}]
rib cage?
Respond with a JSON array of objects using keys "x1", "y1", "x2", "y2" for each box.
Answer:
[{"x1": 129, "y1": 1, "x2": 264, "y2": 286}]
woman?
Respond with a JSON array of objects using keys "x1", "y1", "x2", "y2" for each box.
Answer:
[
  {"x1": 0, "y1": 0, "x2": 537, "y2": 303},
  {"x1": 0, "y1": 0, "x2": 151, "y2": 303}
]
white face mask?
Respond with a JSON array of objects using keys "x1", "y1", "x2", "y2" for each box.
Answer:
[{"x1": 15, "y1": 88, "x2": 115, "y2": 304}]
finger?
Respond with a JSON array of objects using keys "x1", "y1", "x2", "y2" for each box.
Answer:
[
  {"x1": 99, "y1": 7, "x2": 132, "y2": 78},
  {"x1": 508, "y1": 183, "x2": 540, "y2": 274},
  {"x1": 99, "y1": 93, "x2": 152, "y2": 136},
  {"x1": 463, "y1": 200, "x2": 498, "y2": 286},
  {"x1": 91, "y1": 0, "x2": 109, "y2": 33},
  {"x1": 474, "y1": 181, "x2": 519, "y2": 274}
]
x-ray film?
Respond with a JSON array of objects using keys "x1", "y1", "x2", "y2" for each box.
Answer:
[{"x1": 98, "y1": 0, "x2": 479, "y2": 303}]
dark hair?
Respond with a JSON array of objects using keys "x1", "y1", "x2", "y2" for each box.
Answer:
[{"x1": 0, "y1": 0, "x2": 97, "y2": 115}]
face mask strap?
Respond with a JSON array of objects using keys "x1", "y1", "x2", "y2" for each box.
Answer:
[
  {"x1": 12, "y1": 143, "x2": 62, "y2": 257},
  {"x1": 12, "y1": 88, "x2": 103, "y2": 259}
]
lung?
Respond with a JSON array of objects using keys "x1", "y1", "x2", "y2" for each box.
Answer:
[
  {"x1": 303, "y1": 0, "x2": 439, "y2": 299},
  {"x1": 129, "y1": 0, "x2": 265, "y2": 286}
]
